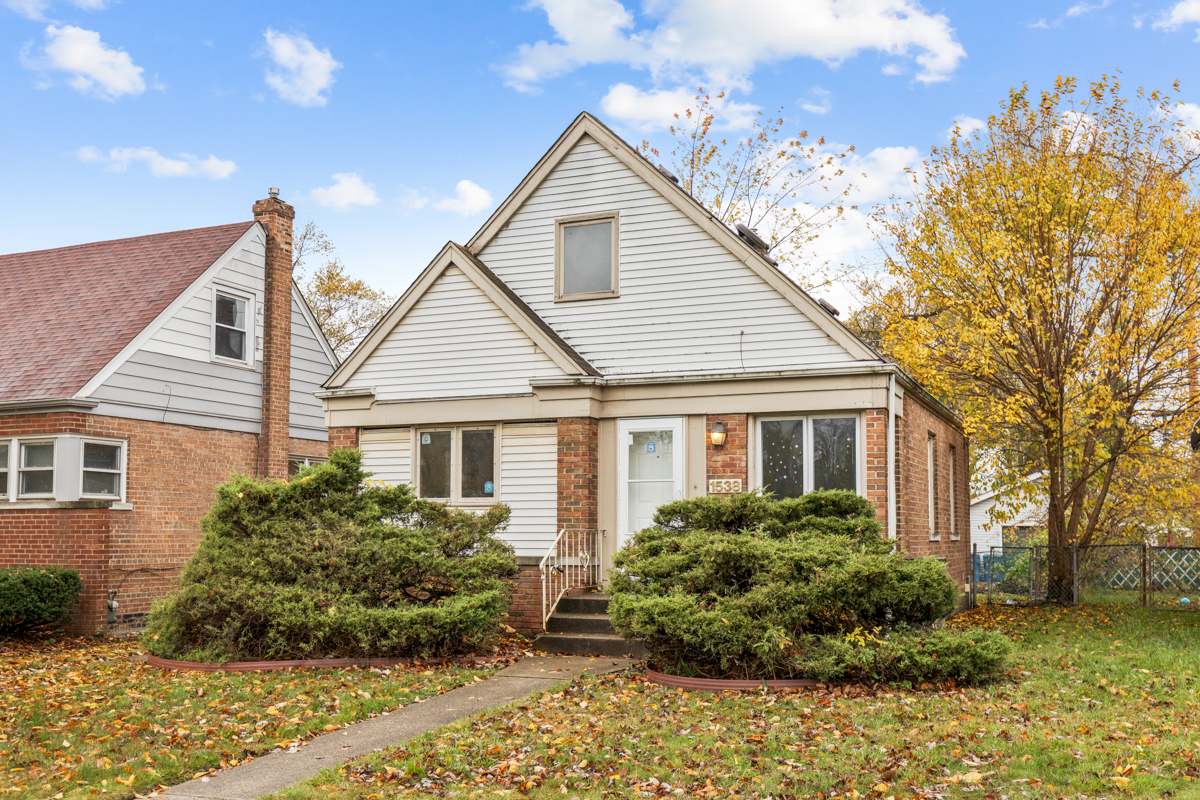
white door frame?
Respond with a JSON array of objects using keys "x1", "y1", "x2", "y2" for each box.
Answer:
[{"x1": 616, "y1": 416, "x2": 686, "y2": 547}]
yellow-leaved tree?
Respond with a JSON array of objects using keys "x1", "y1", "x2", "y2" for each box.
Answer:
[
  {"x1": 638, "y1": 90, "x2": 857, "y2": 287},
  {"x1": 869, "y1": 76, "x2": 1200, "y2": 598},
  {"x1": 293, "y1": 221, "x2": 394, "y2": 361}
]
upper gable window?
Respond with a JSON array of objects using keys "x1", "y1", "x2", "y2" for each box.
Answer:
[
  {"x1": 555, "y1": 212, "x2": 619, "y2": 301},
  {"x1": 213, "y1": 288, "x2": 253, "y2": 365}
]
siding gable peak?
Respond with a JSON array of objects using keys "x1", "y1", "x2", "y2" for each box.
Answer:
[
  {"x1": 326, "y1": 242, "x2": 597, "y2": 393},
  {"x1": 466, "y1": 112, "x2": 880, "y2": 365}
]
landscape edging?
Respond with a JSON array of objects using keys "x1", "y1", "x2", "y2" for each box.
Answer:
[
  {"x1": 644, "y1": 667, "x2": 819, "y2": 691},
  {"x1": 145, "y1": 654, "x2": 494, "y2": 672}
]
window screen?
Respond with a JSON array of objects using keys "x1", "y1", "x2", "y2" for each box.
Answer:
[
  {"x1": 461, "y1": 429, "x2": 495, "y2": 498},
  {"x1": 82, "y1": 442, "x2": 122, "y2": 497},
  {"x1": 812, "y1": 418, "x2": 857, "y2": 492},
  {"x1": 419, "y1": 430, "x2": 452, "y2": 498},
  {"x1": 562, "y1": 221, "x2": 613, "y2": 295},
  {"x1": 215, "y1": 293, "x2": 247, "y2": 361},
  {"x1": 760, "y1": 419, "x2": 804, "y2": 498},
  {"x1": 19, "y1": 442, "x2": 54, "y2": 496}
]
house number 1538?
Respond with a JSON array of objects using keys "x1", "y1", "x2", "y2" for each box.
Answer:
[{"x1": 707, "y1": 478, "x2": 742, "y2": 494}]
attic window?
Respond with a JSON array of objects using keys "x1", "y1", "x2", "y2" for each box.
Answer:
[
  {"x1": 555, "y1": 212, "x2": 619, "y2": 301},
  {"x1": 213, "y1": 288, "x2": 253, "y2": 365}
]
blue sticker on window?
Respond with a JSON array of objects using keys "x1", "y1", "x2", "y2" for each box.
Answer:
[
  {"x1": 647, "y1": 441, "x2": 656, "y2": 453},
  {"x1": 484, "y1": 481, "x2": 494, "y2": 495}
]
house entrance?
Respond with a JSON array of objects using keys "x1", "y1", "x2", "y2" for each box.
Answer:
[{"x1": 617, "y1": 417, "x2": 685, "y2": 548}]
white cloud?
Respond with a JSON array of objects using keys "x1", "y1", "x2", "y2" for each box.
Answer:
[
  {"x1": 1155, "y1": 0, "x2": 1200, "y2": 37},
  {"x1": 1066, "y1": 0, "x2": 1110, "y2": 17},
  {"x1": 3, "y1": 0, "x2": 107, "y2": 20},
  {"x1": 310, "y1": 173, "x2": 380, "y2": 209},
  {"x1": 599, "y1": 83, "x2": 759, "y2": 131},
  {"x1": 23, "y1": 24, "x2": 144, "y2": 99},
  {"x1": 432, "y1": 180, "x2": 493, "y2": 216},
  {"x1": 881, "y1": 63, "x2": 905, "y2": 75},
  {"x1": 262, "y1": 29, "x2": 341, "y2": 107},
  {"x1": 77, "y1": 145, "x2": 237, "y2": 179},
  {"x1": 1175, "y1": 101, "x2": 1200, "y2": 131},
  {"x1": 397, "y1": 187, "x2": 429, "y2": 212},
  {"x1": 800, "y1": 87, "x2": 832, "y2": 115},
  {"x1": 947, "y1": 114, "x2": 986, "y2": 140},
  {"x1": 503, "y1": 0, "x2": 966, "y2": 93},
  {"x1": 1028, "y1": 18, "x2": 1051, "y2": 28}
]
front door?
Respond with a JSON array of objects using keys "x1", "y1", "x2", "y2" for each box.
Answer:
[{"x1": 617, "y1": 417, "x2": 685, "y2": 547}]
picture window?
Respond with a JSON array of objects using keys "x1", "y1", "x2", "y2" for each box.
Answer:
[
  {"x1": 416, "y1": 426, "x2": 498, "y2": 503},
  {"x1": 757, "y1": 415, "x2": 859, "y2": 499}
]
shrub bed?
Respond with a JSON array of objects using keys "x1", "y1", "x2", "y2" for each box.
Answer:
[
  {"x1": 0, "y1": 566, "x2": 83, "y2": 635},
  {"x1": 143, "y1": 450, "x2": 518, "y2": 662},
  {"x1": 609, "y1": 491, "x2": 1010, "y2": 683}
]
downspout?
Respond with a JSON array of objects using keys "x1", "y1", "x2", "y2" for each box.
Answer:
[{"x1": 887, "y1": 372, "x2": 897, "y2": 540}]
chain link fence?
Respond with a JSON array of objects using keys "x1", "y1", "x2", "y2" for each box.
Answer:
[{"x1": 972, "y1": 544, "x2": 1198, "y2": 609}]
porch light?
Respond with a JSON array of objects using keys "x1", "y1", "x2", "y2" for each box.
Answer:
[{"x1": 710, "y1": 419, "x2": 728, "y2": 447}]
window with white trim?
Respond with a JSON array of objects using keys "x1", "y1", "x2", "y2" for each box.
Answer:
[
  {"x1": 927, "y1": 434, "x2": 939, "y2": 540},
  {"x1": 288, "y1": 454, "x2": 327, "y2": 478},
  {"x1": 756, "y1": 415, "x2": 859, "y2": 498},
  {"x1": 416, "y1": 426, "x2": 497, "y2": 503},
  {"x1": 81, "y1": 440, "x2": 123, "y2": 498},
  {"x1": 213, "y1": 288, "x2": 252, "y2": 364},
  {"x1": 19, "y1": 441, "x2": 55, "y2": 498},
  {"x1": 555, "y1": 212, "x2": 619, "y2": 301},
  {"x1": 0, "y1": 442, "x2": 8, "y2": 497}
]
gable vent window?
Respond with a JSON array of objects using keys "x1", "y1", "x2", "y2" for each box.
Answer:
[
  {"x1": 19, "y1": 441, "x2": 55, "y2": 497},
  {"x1": 555, "y1": 212, "x2": 619, "y2": 301},
  {"x1": 213, "y1": 289, "x2": 252, "y2": 364}
]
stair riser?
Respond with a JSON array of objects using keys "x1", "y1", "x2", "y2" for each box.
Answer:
[
  {"x1": 556, "y1": 596, "x2": 610, "y2": 615},
  {"x1": 546, "y1": 616, "x2": 616, "y2": 635},
  {"x1": 534, "y1": 634, "x2": 647, "y2": 658}
]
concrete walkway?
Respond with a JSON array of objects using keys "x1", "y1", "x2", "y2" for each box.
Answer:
[{"x1": 154, "y1": 655, "x2": 630, "y2": 800}]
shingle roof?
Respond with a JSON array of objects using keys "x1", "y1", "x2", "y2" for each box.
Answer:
[{"x1": 0, "y1": 221, "x2": 256, "y2": 403}]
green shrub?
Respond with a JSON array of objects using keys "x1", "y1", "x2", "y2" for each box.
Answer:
[
  {"x1": 609, "y1": 491, "x2": 1010, "y2": 683},
  {"x1": 0, "y1": 566, "x2": 83, "y2": 635},
  {"x1": 143, "y1": 450, "x2": 518, "y2": 662}
]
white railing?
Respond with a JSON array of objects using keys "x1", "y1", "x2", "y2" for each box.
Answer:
[{"x1": 540, "y1": 528, "x2": 605, "y2": 629}]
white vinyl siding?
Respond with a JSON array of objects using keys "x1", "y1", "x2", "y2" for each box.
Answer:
[
  {"x1": 499, "y1": 423, "x2": 558, "y2": 557},
  {"x1": 340, "y1": 265, "x2": 566, "y2": 401},
  {"x1": 477, "y1": 135, "x2": 858, "y2": 375},
  {"x1": 89, "y1": 231, "x2": 267, "y2": 432},
  {"x1": 358, "y1": 422, "x2": 558, "y2": 558},
  {"x1": 360, "y1": 428, "x2": 412, "y2": 486},
  {"x1": 289, "y1": 289, "x2": 336, "y2": 441}
]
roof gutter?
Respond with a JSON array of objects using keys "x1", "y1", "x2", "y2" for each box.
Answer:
[{"x1": 0, "y1": 397, "x2": 100, "y2": 416}]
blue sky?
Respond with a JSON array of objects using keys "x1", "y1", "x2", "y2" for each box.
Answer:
[{"x1": 3, "y1": 0, "x2": 1200, "y2": 310}]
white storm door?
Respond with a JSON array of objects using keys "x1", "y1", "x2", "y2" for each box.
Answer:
[{"x1": 617, "y1": 417, "x2": 685, "y2": 547}]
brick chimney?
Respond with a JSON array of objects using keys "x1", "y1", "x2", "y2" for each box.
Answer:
[{"x1": 252, "y1": 188, "x2": 294, "y2": 480}]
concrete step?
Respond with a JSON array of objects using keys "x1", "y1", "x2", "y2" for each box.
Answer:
[
  {"x1": 555, "y1": 593, "x2": 610, "y2": 614},
  {"x1": 533, "y1": 632, "x2": 647, "y2": 658},
  {"x1": 546, "y1": 612, "x2": 616, "y2": 635}
]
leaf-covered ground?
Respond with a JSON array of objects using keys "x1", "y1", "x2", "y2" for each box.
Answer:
[
  {"x1": 0, "y1": 637, "x2": 510, "y2": 800},
  {"x1": 278, "y1": 604, "x2": 1200, "y2": 799}
]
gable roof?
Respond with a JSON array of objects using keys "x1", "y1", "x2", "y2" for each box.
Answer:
[
  {"x1": 326, "y1": 241, "x2": 599, "y2": 389},
  {"x1": 0, "y1": 221, "x2": 256, "y2": 403},
  {"x1": 466, "y1": 111, "x2": 882, "y2": 364}
]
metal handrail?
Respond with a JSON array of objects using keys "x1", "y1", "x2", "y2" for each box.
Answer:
[{"x1": 539, "y1": 528, "x2": 605, "y2": 629}]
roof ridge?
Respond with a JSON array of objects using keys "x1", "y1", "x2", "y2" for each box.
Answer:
[{"x1": 0, "y1": 220, "x2": 255, "y2": 260}]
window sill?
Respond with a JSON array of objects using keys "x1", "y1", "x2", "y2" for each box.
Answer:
[
  {"x1": 1, "y1": 499, "x2": 126, "y2": 510},
  {"x1": 210, "y1": 354, "x2": 257, "y2": 371}
]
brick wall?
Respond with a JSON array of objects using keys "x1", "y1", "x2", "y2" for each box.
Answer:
[
  {"x1": 252, "y1": 192, "x2": 295, "y2": 481},
  {"x1": 864, "y1": 409, "x2": 889, "y2": 532},
  {"x1": 557, "y1": 418, "x2": 598, "y2": 532},
  {"x1": 328, "y1": 426, "x2": 360, "y2": 450},
  {"x1": 506, "y1": 564, "x2": 543, "y2": 636},
  {"x1": 0, "y1": 412, "x2": 261, "y2": 632},
  {"x1": 894, "y1": 396, "x2": 971, "y2": 590},
  {"x1": 705, "y1": 414, "x2": 747, "y2": 493}
]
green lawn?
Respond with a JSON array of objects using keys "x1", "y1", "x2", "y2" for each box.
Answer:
[
  {"x1": 0, "y1": 637, "x2": 498, "y2": 800},
  {"x1": 278, "y1": 604, "x2": 1200, "y2": 800}
]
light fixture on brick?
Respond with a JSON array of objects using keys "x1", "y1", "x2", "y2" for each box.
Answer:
[{"x1": 710, "y1": 419, "x2": 727, "y2": 447}]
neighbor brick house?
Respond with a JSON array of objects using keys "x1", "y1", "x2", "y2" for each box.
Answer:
[
  {"x1": 319, "y1": 113, "x2": 971, "y2": 635},
  {"x1": 0, "y1": 191, "x2": 337, "y2": 633}
]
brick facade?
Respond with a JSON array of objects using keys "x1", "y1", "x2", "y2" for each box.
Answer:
[
  {"x1": 506, "y1": 564, "x2": 543, "y2": 635},
  {"x1": 705, "y1": 414, "x2": 748, "y2": 493},
  {"x1": 328, "y1": 426, "x2": 360, "y2": 450},
  {"x1": 0, "y1": 411, "x2": 329, "y2": 632},
  {"x1": 557, "y1": 418, "x2": 598, "y2": 532},
  {"x1": 864, "y1": 408, "x2": 889, "y2": 533}
]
